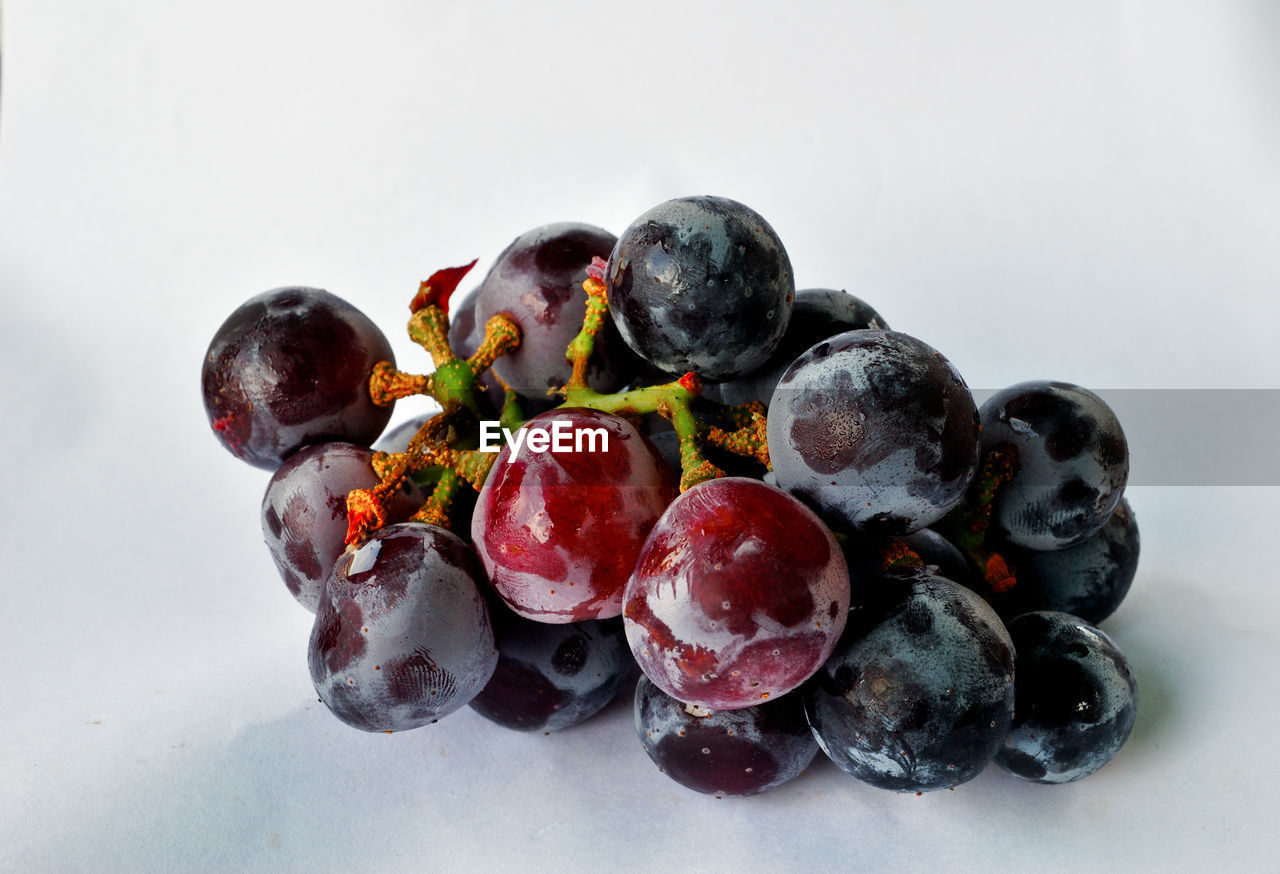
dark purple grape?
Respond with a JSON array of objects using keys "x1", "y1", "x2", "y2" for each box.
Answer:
[
  {"x1": 804, "y1": 569, "x2": 1015, "y2": 793},
  {"x1": 997, "y1": 611, "x2": 1138, "y2": 783},
  {"x1": 838, "y1": 528, "x2": 979, "y2": 595},
  {"x1": 308, "y1": 523, "x2": 497, "y2": 732},
  {"x1": 202, "y1": 287, "x2": 395, "y2": 470},
  {"x1": 980, "y1": 381, "x2": 1128, "y2": 550},
  {"x1": 261, "y1": 442, "x2": 425, "y2": 612},
  {"x1": 634, "y1": 676, "x2": 818, "y2": 796},
  {"x1": 475, "y1": 223, "x2": 635, "y2": 400},
  {"x1": 606, "y1": 196, "x2": 795, "y2": 381},
  {"x1": 707, "y1": 288, "x2": 888, "y2": 408},
  {"x1": 469, "y1": 609, "x2": 632, "y2": 732},
  {"x1": 994, "y1": 498, "x2": 1140, "y2": 624},
  {"x1": 768, "y1": 329, "x2": 980, "y2": 536},
  {"x1": 901, "y1": 528, "x2": 983, "y2": 593},
  {"x1": 623, "y1": 478, "x2": 850, "y2": 710}
]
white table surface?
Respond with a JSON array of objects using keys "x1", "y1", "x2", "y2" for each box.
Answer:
[{"x1": 2, "y1": 2, "x2": 1277, "y2": 870}]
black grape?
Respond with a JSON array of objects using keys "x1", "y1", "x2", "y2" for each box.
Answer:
[
  {"x1": 768, "y1": 329, "x2": 980, "y2": 536},
  {"x1": 979, "y1": 381, "x2": 1129, "y2": 550},
  {"x1": 606, "y1": 196, "x2": 795, "y2": 381},
  {"x1": 997, "y1": 611, "x2": 1138, "y2": 783},
  {"x1": 707, "y1": 288, "x2": 887, "y2": 408},
  {"x1": 634, "y1": 676, "x2": 818, "y2": 797},
  {"x1": 469, "y1": 609, "x2": 633, "y2": 733},
  {"x1": 994, "y1": 498, "x2": 1140, "y2": 624},
  {"x1": 804, "y1": 569, "x2": 1015, "y2": 793}
]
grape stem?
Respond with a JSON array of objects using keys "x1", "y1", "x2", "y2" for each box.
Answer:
[
  {"x1": 559, "y1": 265, "x2": 770, "y2": 491},
  {"x1": 347, "y1": 257, "x2": 781, "y2": 543},
  {"x1": 934, "y1": 445, "x2": 1020, "y2": 593},
  {"x1": 346, "y1": 294, "x2": 521, "y2": 545}
]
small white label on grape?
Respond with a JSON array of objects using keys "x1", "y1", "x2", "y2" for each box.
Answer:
[{"x1": 348, "y1": 538, "x2": 382, "y2": 574}]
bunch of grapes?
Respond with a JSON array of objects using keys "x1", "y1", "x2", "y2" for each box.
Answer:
[{"x1": 203, "y1": 195, "x2": 1141, "y2": 796}]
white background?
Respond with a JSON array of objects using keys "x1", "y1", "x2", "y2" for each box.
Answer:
[{"x1": 2, "y1": 1, "x2": 1277, "y2": 870}]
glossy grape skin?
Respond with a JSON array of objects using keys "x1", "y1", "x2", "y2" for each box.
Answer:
[
  {"x1": 261, "y1": 442, "x2": 425, "y2": 612},
  {"x1": 707, "y1": 288, "x2": 888, "y2": 408},
  {"x1": 995, "y1": 499, "x2": 1140, "y2": 624},
  {"x1": 469, "y1": 609, "x2": 632, "y2": 732},
  {"x1": 472, "y1": 408, "x2": 677, "y2": 623},
  {"x1": 475, "y1": 223, "x2": 635, "y2": 400},
  {"x1": 623, "y1": 477, "x2": 850, "y2": 711},
  {"x1": 606, "y1": 196, "x2": 795, "y2": 381},
  {"x1": 202, "y1": 287, "x2": 395, "y2": 470},
  {"x1": 634, "y1": 676, "x2": 818, "y2": 796},
  {"x1": 804, "y1": 570, "x2": 1015, "y2": 793},
  {"x1": 980, "y1": 381, "x2": 1129, "y2": 550},
  {"x1": 997, "y1": 611, "x2": 1138, "y2": 783},
  {"x1": 768, "y1": 330, "x2": 980, "y2": 537},
  {"x1": 308, "y1": 523, "x2": 497, "y2": 732}
]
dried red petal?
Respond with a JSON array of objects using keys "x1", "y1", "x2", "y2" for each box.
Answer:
[{"x1": 409, "y1": 260, "x2": 478, "y2": 314}]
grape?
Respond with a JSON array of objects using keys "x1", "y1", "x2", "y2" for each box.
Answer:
[
  {"x1": 623, "y1": 477, "x2": 850, "y2": 710},
  {"x1": 202, "y1": 287, "x2": 395, "y2": 470},
  {"x1": 472, "y1": 408, "x2": 677, "y2": 623},
  {"x1": 804, "y1": 569, "x2": 1015, "y2": 793},
  {"x1": 469, "y1": 608, "x2": 632, "y2": 732},
  {"x1": 606, "y1": 196, "x2": 795, "y2": 381},
  {"x1": 900, "y1": 528, "x2": 983, "y2": 594},
  {"x1": 768, "y1": 329, "x2": 980, "y2": 536},
  {"x1": 261, "y1": 442, "x2": 425, "y2": 612},
  {"x1": 979, "y1": 381, "x2": 1128, "y2": 550},
  {"x1": 995, "y1": 499, "x2": 1140, "y2": 624},
  {"x1": 997, "y1": 611, "x2": 1138, "y2": 783},
  {"x1": 475, "y1": 223, "x2": 635, "y2": 399},
  {"x1": 707, "y1": 288, "x2": 888, "y2": 408},
  {"x1": 839, "y1": 528, "x2": 981, "y2": 599},
  {"x1": 308, "y1": 523, "x2": 497, "y2": 732},
  {"x1": 634, "y1": 676, "x2": 818, "y2": 796}
]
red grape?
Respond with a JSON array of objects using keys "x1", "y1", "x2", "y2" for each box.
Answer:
[
  {"x1": 471, "y1": 408, "x2": 677, "y2": 623},
  {"x1": 623, "y1": 478, "x2": 850, "y2": 710}
]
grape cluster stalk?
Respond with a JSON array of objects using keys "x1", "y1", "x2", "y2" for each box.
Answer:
[{"x1": 203, "y1": 196, "x2": 1142, "y2": 796}]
